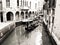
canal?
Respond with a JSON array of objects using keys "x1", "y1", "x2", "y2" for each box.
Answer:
[{"x1": 1, "y1": 22, "x2": 53, "y2": 45}]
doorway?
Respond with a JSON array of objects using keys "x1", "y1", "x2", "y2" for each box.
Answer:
[{"x1": 6, "y1": 12, "x2": 13, "y2": 21}]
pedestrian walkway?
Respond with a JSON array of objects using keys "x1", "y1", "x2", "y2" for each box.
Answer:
[{"x1": 0, "y1": 21, "x2": 15, "y2": 30}]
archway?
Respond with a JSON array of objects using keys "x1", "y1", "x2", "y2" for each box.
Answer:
[
  {"x1": 29, "y1": 11, "x2": 31, "y2": 17},
  {"x1": 25, "y1": 11, "x2": 28, "y2": 19},
  {"x1": 21, "y1": 11, "x2": 24, "y2": 19},
  {"x1": 15, "y1": 11, "x2": 19, "y2": 20},
  {"x1": 32, "y1": 11, "x2": 34, "y2": 14},
  {"x1": 6, "y1": 12, "x2": 13, "y2": 21}
]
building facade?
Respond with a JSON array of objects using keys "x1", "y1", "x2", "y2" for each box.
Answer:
[
  {"x1": 0, "y1": 0, "x2": 3, "y2": 22},
  {"x1": 0, "y1": 0, "x2": 43, "y2": 22},
  {"x1": 2, "y1": 0, "x2": 20, "y2": 22}
]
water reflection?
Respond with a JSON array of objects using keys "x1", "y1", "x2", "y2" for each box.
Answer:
[{"x1": 1, "y1": 22, "x2": 53, "y2": 45}]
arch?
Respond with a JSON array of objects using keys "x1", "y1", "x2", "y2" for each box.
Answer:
[
  {"x1": 25, "y1": 11, "x2": 28, "y2": 14},
  {"x1": 6, "y1": 12, "x2": 13, "y2": 21},
  {"x1": 29, "y1": 11, "x2": 31, "y2": 14},
  {"x1": 21, "y1": 11, "x2": 24, "y2": 19},
  {"x1": 16, "y1": 11, "x2": 19, "y2": 15},
  {"x1": 25, "y1": 11, "x2": 28, "y2": 19},
  {"x1": 29, "y1": 11, "x2": 31, "y2": 17},
  {"x1": 32, "y1": 11, "x2": 34, "y2": 14},
  {"x1": 21, "y1": 11, "x2": 24, "y2": 15},
  {"x1": 15, "y1": 11, "x2": 19, "y2": 20}
]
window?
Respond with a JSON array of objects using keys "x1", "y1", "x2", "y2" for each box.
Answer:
[
  {"x1": 6, "y1": 0, "x2": 10, "y2": 7},
  {"x1": 21, "y1": 0, "x2": 22, "y2": 6},
  {"x1": 0, "y1": 2, "x2": 2, "y2": 10},
  {"x1": 35, "y1": 3, "x2": 37, "y2": 9},
  {"x1": 23, "y1": 0, "x2": 24, "y2": 6},
  {"x1": 25, "y1": 1, "x2": 26, "y2": 6},
  {"x1": 49, "y1": 0, "x2": 56, "y2": 8},
  {"x1": 17, "y1": 0, "x2": 19, "y2": 6},
  {"x1": 26, "y1": 1, "x2": 28, "y2": 6},
  {"x1": 30, "y1": 1, "x2": 31, "y2": 8}
]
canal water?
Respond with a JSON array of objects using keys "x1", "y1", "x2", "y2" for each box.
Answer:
[{"x1": 1, "y1": 22, "x2": 53, "y2": 45}]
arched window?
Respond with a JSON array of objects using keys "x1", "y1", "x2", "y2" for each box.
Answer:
[
  {"x1": 29, "y1": 11, "x2": 31, "y2": 17},
  {"x1": 6, "y1": 12, "x2": 13, "y2": 21},
  {"x1": 21, "y1": 12, "x2": 24, "y2": 15},
  {"x1": 17, "y1": 0, "x2": 19, "y2": 6},
  {"x1": 25, "y1": 11, "x2": 28, "y2": 19},
  {"x1": 15, "y1": 11, "x2": 19, "y2": 20},
  {"x1": 21, "y1": 12, "x2": 24, "y2": 19}
]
